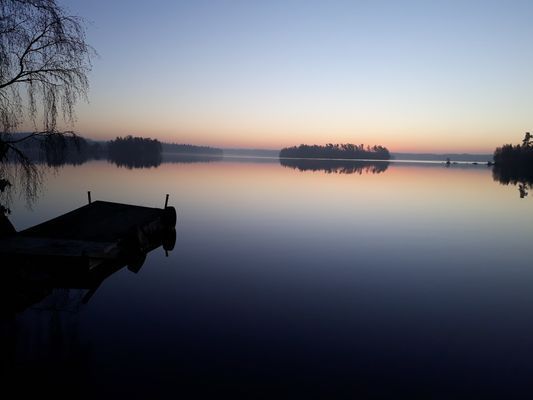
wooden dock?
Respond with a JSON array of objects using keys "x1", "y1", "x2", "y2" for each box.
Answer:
[
  {"x1": 0, "y1": 200, "x2": 177, "y2": 270},
  {"x1": 0, "y1": 199, "x2": 177, "y2": 314}
]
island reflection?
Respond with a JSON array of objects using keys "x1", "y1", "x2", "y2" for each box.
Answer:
[
  {"x1": 280, "y1": 158, "x2": 389, "y2": 174},
  {"x1": 492, "y1": 164, "x2": 533, "y2": 198},
  {"x1": 40, "y1": 152, "x2": 223, "y2": 169}
]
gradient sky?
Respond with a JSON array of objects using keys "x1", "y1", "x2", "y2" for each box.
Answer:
[{"x1": 53, "y1": 0, "x2": 533, "y2": 152}]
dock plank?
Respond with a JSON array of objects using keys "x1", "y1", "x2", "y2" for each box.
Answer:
[{"x1": 20, "y1": 201, "x2": 163, "y2": 242}]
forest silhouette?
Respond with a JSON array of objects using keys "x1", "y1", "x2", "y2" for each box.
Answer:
[
  {"x1": 280, "y1": 143, "x2": 391, "y2": 160},
  {"x1": 492, "y1": 132, "x2": 533, "y2": 198},
  {"x1": 107, "y1": 136, "x2": 162, "y2": 169}
]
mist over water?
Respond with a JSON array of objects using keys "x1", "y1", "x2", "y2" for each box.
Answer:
[{"x1": 3, "y1": 158, "x2": 533, "y2": 397}]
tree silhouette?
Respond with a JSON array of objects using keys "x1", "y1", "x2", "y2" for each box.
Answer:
[
  {"x1": 493, "y1": 133, "x2": 533, "y2": 167},
  {"x1": 279, "y1": 143, "x2": 391, "y2": 160},
  {"x1": 0, "y1": 0, "x2": 93, "y2": 209},
  {"x1": 521, "y1": 132, "x2": 532, "y2": 148},
  {"x1": 107, "y1": 136, "x2": 162, "y2": 169},
  {"x1": 0, "y1": 0, "x2": 93, "y2": 137},
  {"x1": 493, "y1": 133, "x2": 533, "y2": 198}
]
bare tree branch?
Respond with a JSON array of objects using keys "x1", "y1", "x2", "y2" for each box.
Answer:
[
  {"x1": 0, "y1": 0, "x2": 94, "y2": 135},
  {"x1": 0, "y1": 0, "x2": 94, "y2": 208}
]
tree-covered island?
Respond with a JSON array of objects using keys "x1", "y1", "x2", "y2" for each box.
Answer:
[
  {"x1": 279, "y1": 143, "x2": 391, "y2": 160},
  {"x1": 492, "y1": 132, "x2": 533, "y2": 197},
  {"x1": 493, "y1": 132, "x2": 533, "y2": 168},
  {"x1": 107, "y1": 136, "x2": 162, "y2": 168}
]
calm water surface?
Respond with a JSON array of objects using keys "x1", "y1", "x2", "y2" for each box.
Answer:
[{"x1": 3, "y1": 158, "x2": 533, "y2": 397}]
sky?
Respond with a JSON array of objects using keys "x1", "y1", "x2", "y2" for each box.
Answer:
[{"x1": 53, "y1": 0, "x2": 533, "y2": 153}]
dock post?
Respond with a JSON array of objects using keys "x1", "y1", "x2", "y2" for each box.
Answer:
[
  {"x1": 164, "y1": 194, "x2": 169, "y2": 208},
  {"x1": 88, "y1": 191, "x2": 92, "y2": 204}
]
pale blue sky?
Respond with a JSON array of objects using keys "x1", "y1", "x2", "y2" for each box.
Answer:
[{"x1": 61, "y1": 0, "x2": 533, "y2": 152}]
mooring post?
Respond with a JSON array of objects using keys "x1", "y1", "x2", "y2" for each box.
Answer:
[
  {"x1": 164, "y1": 194, "x2": 169, "y2": 208},
  {"x1": 88, "y1": 191, "x2": 92, "y2": 204}
]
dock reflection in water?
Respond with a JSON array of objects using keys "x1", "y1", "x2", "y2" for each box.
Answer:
[
  {"x1": 0, "y1": 199, "x2": 177, "y2": 394},
  {"x1": 1, "y1": 200, "x2": 177, "y2": 314},
  {"x1": 1, "y1": 227, "x2": 176, "y2": 314}
]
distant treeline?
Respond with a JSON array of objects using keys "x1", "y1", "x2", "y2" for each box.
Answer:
[
  {"x1": 42, "y1": 135, "x2": 102, "y2": 166},
  {"x1": 163, "y1": 153, "x2": 223, "y2": 164},
  {"x1": 393, "y1": 152, "x2": 492, "y2": 162},
  {"x1": 9, "y1": 132, "x2": 226, "y2": 168},
  {"x1": 10, "y1": 134, "x2": 102, "y2": 166},
  {"x1": 279, "y1": 144, "x2": 391, "y2": 160},
  {"x1": 162, "y1": 143, "x2": 223, "y2": 156}
]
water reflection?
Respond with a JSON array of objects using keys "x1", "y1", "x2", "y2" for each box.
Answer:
[
  {"x1": 39, "y1": 135, "x2": 102, "y2": 167},
  {"x1": 2, "y1": 256, "x2": 135, "y2": 316},
  {"x1": 42, "y1": 147, "x2": 94, "y2": 167},
  {"x1": 0, "y1": 161, "x2": 41, "y2": 211},
  {"x1": 280, "y1": 158, "x2": 389, "y2": 174},
  {"x1": 163, "y1": 153, "x2": 224, "y2": 164},
  {"x1": 492, "y1": 164, "x2": 533, "y2": 198},
  {"x1": 0, "y1": 149, "x2": 224, "y2": 213},
  {"x1": 107, "y1": 153, "x2": 162, "y2": 169},
  {"x1": 1, "y1": 219, "x2": 176, "y2": 315},
  {"x1": 0, "y1": 205, "x2": 176, "y2": 393},
  {"x1": 0, "y1": 136, "x2": 93, "y2": 210},
  {"x1": 42, "y1": 151, "x2": 223, "y2": 169},
  {"x1": 2, "y1": 157, "x2": 533, "y2": 397}
]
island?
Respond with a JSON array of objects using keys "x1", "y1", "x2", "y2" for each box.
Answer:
[
  {"x1": 492, "y1": 132, "x2": 533, "y2": 197},
  {"x1": 493, "y1": 132, "x2": 533, "y2": 168},
  {"x1": 279, "y1": 143, "x2": 391, "y2": 160},
  {"x1": 107, "y1": 135, "x2": 162, "y2": 168}
]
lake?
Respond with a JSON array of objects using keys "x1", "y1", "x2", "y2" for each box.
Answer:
[{"x1": 2, "y1": 157, "x2": 533, "y2": 398}]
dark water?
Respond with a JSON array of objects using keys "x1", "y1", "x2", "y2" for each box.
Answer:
[{"x1": 2, "y1": 158, "x2": 533, "y2": 398}]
